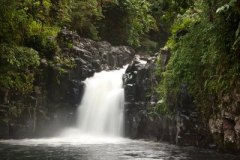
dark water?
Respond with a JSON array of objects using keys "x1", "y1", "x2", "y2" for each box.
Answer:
[{"x1": 0, "y1": 138, "x2": 239, "y2": 160}]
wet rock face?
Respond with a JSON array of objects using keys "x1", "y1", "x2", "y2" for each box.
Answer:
[
  {"x1": 123, "y1": 55, "x2": 179, "y2": 143},
  {"x1": 39, "y1": 30, "x2": 135, "y2": 136},
  {"x1": 0, "y1": 29, "x2": 135, "y2": 139},
  {"x1": 58, "y1": 29, "x2": 134, "y2": 73},
  {"x1": 123, "y1": 55, "x2": 159, "y2": 139},
  {"x1": 208, "y1": 87, "x2": 240, "y2": 151},
  {"x1": 48, "y1": 34, "x2": 129, "y2": 106},
  {"x1": 123, "y1": 52, "x2": 211, "y2": 147},
  {"x1": 209, "y1": 116, "x2": 240, "y2": 151}
]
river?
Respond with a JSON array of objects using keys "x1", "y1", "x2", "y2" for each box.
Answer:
[{"x1": 0, "y1": 137, "x2": 240, "y2": 160}]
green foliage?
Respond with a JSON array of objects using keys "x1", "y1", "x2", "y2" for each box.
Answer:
[
  {"x1": 0, "y1": 0, "x2": 30, "y2": 43},
  {"x1": 26, "y1": 22, "x2": 60, "y2": 59},
  {"x1": 166, "y1": 8, "x2": 201, "y2": 48},
  {"x1": 50, "y1": 0, "x2": 73, "y2": 26},
  {"x1": 0, "y1": 0, "x2": 78, "y2": 95},
  {"x1": 156, "y1": 0, "x2": 240, "y2": 118},
  {"x1": 72, "y1": 0, "x2": 156, "y2": 46},
  {"x1": 71, "y1": 0, "x2": 103, "y2": 40},
  {"x1": 148, "y1": 0, "x2": 195, "y2": 22},
  {"x1": 0, "y1": 44, "x2": 40, "y2": 92},
  {"x1": 118, "y1": 0, "x2": 156, "y2": 46}
]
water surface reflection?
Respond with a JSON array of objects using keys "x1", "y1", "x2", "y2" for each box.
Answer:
[{"x1": 0, "y1": 138, "x2": 239, "y2": 160}]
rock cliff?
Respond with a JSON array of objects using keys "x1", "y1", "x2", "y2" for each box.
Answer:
[
  {"x1": 0, "y1": 29, "x2": 134, "y2": 138},
  {"x1": 123, "y1": 51, "x2": 212, "y2": 147}
]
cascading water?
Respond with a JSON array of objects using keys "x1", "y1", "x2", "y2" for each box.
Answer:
[
  {"x1": 76, "y1": 68, "x2": 125, "y2": 136},
  {"x1": 60, "y1": 67, "x2": 126, "y2": 141}
]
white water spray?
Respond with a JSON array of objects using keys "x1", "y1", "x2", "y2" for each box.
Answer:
[
  {"x1": 60, "y1": 67, "x2": 126, "y2": 140},
  {"x1": 76, "y1": 68, "x2": 125, "y2": 136}
]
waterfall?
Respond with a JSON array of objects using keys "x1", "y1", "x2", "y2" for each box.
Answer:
[
  {"x1": 76, "y1": 68, "x2": 125, "y2": 136},
  {"x1": 58, "y1": 67, "x2": 127, "y2": 141}
]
